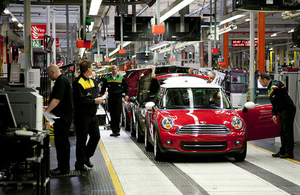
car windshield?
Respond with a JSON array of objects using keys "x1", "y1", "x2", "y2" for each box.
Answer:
[{"x1": 162, "y1": 88, "x2": 230, "y2": 109}]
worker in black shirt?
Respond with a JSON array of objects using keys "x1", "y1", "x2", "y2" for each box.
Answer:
[
  {"x1": 259, "y1": 72, "x2": 296, "y2": 159},
  {"x1": 100, "y1": 65, "x2": 129, "y2": 137},
  {"x1": 73, "y1": 60, "x2": 104, "y2": 172},
  {"x1": 44, "y1": 64, "x2": 73, "y2": 175}
]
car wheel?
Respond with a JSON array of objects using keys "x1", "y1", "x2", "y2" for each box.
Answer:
[
  {"x1": 145, "y1": 125, "x2": 152, "y2": 152},
  {"x1": 154, "y1": 132, "x2": 164, "y2": 161},
  {"x1": 136, "y1": 119, "x2": 143, "y2": 143},
  {"x1": 131, "y1": 109, "x2": 136, "y2": 137},
  {"x1": 233, "y1": 142, "x2": 247, "y2": 162}
]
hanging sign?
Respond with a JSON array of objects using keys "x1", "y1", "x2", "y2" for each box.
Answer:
[{"x1": 31, "y1": 24, "x2": 47, "y2": 40}]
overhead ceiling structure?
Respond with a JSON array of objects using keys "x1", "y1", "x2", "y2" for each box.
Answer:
[{"x1": 1, "y1": 0, "x2": 300, "y2": 61}]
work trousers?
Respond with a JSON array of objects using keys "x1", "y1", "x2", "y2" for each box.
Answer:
[
  {"x1": 53, "y1": 115, "x2": 72, "y2": 171},
  {"x1": 74, "y1": 114, "x2": 100, "y2": 169},
  {"x1": 108, "y1": 97, "x2": 122, "y2": 134},
  {"x1": 279, "y1": 105, "x2": 296, "y2": 155}
]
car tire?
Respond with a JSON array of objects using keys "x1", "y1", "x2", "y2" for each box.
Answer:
[
  {"x1": 233, "y1": 141, "x2": 247, "y2": 162},
  {"x1": 136, "y1": 113, "x2": 143, "y2": 143},
  {"x1": 154, "y1": 132, "x2": 164, "y2": 161},
  {"x1": 131, "y1": 109, "x2": 136, "y2": 137},
  {"x1": 123, "y1": 105, "x2": 131, "y2": 131},
  {"x1": 145, "y1": 124, "x2": 153, "y2": 152}
]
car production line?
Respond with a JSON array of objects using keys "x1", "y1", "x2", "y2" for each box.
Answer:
[{"x1": 46, "y1": 124, "x2": 300, "y2": 195}]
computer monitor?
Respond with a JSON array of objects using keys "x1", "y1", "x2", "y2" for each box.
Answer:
[{"x1": 0, "y1": 93, "x2": 17, "y2": 133}]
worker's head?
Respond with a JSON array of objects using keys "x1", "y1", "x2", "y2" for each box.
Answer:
[
  {"x1": 111, "y1": 65, "x2": 118, "y2": 76},
  {"x1": 92, "y1": 71, "x2": 96, "y2": 79},
  {"x1": 259, "y1": 72, "x2": 271, "y2": 87},
  {"x1": 168, "y1": 65, "x2": 177, "y2": 73},
  {"x1": 79, "y1": 60, "x2": 93, "y2": 76},
  {"x1": 47, "y1": 64, "x2": 61, "y2": 80},
  {"x1": 207, "y1": 71, "x2": 216, "y2": 83}
]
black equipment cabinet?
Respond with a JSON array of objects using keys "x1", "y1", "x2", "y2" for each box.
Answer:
[{"x1": 0, "y1": 131, "x2": 50, "y2": 195}]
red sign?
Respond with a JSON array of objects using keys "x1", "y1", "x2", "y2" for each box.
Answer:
[
  {"x1": 56, "y1": 38, "x2": 59, "y2": 48},
  {"x1": 31, "y1": 24, "x2": 47, "y2": 40},
  {"x1": 232, "y1": 40, "x2": 258, "y2": 47}
]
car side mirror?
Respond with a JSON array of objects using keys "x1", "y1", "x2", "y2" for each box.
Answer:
[
  {"x1": 145, "y1": 102, "x2": 155, "y2": 110},
  {"x1": 242, "y1": 101, "x2": 256, "y2": 113}
]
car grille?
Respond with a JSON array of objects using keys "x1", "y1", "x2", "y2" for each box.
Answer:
[
  {"x1": 176, "y1": 125, "x2": 230, "y2": 135},
  {"x1": 181, "y1": 142, "x2": 227, "y2": 151}
]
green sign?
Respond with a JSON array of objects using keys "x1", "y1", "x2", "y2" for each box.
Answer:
[
  {"x1": 32, "y1": 40, "x2": 41, "y2": 48},
  {"x1": 265, "y1": 44, "x2": 270, "y2": 50}
]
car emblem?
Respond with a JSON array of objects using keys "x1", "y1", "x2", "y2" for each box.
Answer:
[{"x1": 200, "y1": 121, "x2": 206, "y2": 124}]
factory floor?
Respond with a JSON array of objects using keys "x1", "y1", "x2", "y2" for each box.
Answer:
[
  {"x1": 1, "y1": 125, "x2": 300, "y2": 195},
  {"x1": 1, "y1": 97, "x2": 300, "y2": 195}
]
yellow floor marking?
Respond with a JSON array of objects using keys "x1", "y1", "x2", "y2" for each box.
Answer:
[
  {"x1": 248, "y1": 143, "x2": 300, "y2": 165},
  {"x1": 99, "y1": 140, "x2": 125, "y2": 195}
]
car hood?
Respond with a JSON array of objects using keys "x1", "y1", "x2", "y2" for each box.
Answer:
[{"x1": 159, "y1": 109, "x2": 241, "y2": 127}]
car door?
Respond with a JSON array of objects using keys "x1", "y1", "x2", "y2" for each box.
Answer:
[{"x1": 236, "y1": 104, "x2": 280, "y2": 141}]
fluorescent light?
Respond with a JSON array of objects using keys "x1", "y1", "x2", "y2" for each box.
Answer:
[
  {"x1": 110, "y1": 58, "x2": 116, "y2": 62},
  {"x1": 160, "y1": 0, "x2": 195, "y2": 23},
  {"x1": 109, "y1": 47, "x2": 120, "y2": 57},
  {"x1": 220, "y1": 14, "x2": 245, "y2": 25},
  {"x1": 108, "y1": 42, "x2": 131, "y2": 57},
  {"x1": 149, "y1": 41, "x2": 169, "y2": 50},
  {"x1": 79, "y1": 48, "x2": 86, "y2": 58},
  {"x1": 11, "y1": 17, "x2": 17, "y2": 22},
  {"x1": 89, "y1": 0, "x2": 102, "y2": 15},
  {"x1": 158, "y1": 41, "x2": 199, "y2": 54},
  {"x1": 122, "y1": 41, "x2": 132, "y2": 48},
  {"x1": 218, "y1": 25, "x2": 237, "y2": 35},
  {"x1": 245, "y1": 18, "x2": 250, "y2": 22},
  {"x1": 137, "y1": 5, "x2": 149, "y2": 16},
  {"x1": 17, "y1": 23, "x2": 23, "y2": 28},
  {"x1": 288, "y1": 29, "x2": 294, "y2": 33},
  {"x1": 270, "y1": 33, "x2": 277, "y2": 37},
  {"x1": 89, "y1": 22, "x2": 94, "y2": 32},
  {"x1": 3, "y1": 8, "x2": 10, "y2": 14}
]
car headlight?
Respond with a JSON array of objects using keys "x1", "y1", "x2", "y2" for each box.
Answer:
[
  {"x1": 161, "y1": 117, "x2": 174, "y2": 130},
  {"x1": 231, "y1": 116, "x2": 243, "y2": 130}
]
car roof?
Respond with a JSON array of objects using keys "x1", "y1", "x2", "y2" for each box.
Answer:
[{"x1": 161, "y1": 76, "x2": 221, "y2": 89}]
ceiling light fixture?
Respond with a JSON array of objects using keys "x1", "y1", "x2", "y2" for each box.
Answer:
[
  {"x1": 288, "y1": 29, "x2": 294, "y2": 33},
  {"x1": 137, "y1": 5, "x2": 149, "y2": 17},
  {"x1": 110, "y1": 58, "x2": 117, "y2": 62},
  {"x1": 219, "y1": 14, "x2": 245, "y2": 25},
  {"x1": 109, "y1": 47, "x2": 119, "y2": 57},
  {"x1": 218, "y1": 24, "x2": 237, "y2": 35},
  {"x1": 270, "y1": 33, "x2": 277, "y2": 37},
  {"x1": 89, "y1": 0, "x2": 102, "y2": 15},
  {"x1": 122, "y1": 41, "x2": 132, "y2": 48},
  {"x1": 160, "y1": 0, "x2": 195, "y2": 23},
  {"x1": 3, "y1": 8, "x2": 10, "y2": 14},
  {"x1": 149, "y1": 41, "x2": 169, "y2": 50}
]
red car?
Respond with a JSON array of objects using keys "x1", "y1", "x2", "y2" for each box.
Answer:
[{"x1": 144, "y1": 75, "x2": 280, "y2": 161}]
